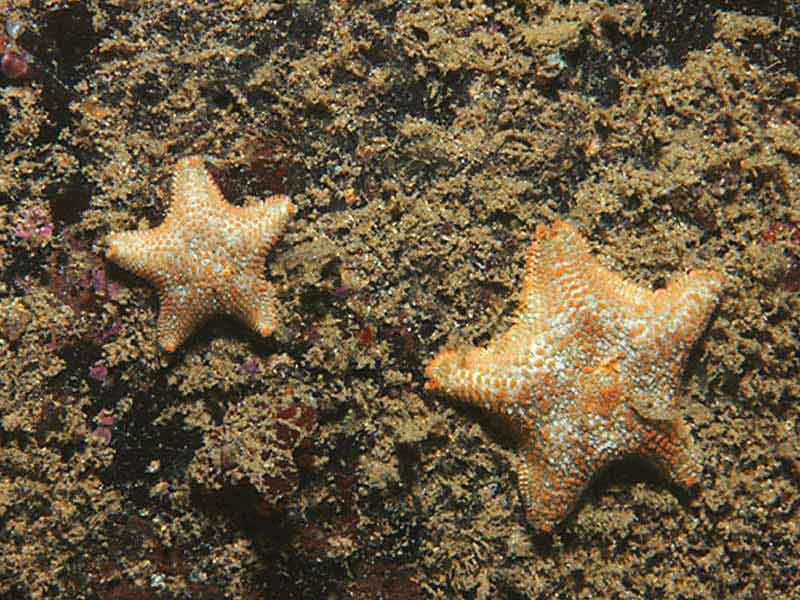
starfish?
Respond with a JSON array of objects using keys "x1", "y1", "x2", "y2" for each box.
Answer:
[
  {"x1": 425, "y1": 220, "x2": 724, "y2": 532},
  {"x1": 106, "y1": 156, "x2": 294, "y2": 352}
]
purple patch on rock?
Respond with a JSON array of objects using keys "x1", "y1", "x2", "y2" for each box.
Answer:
[
  {"x1": 242, "y1": 357, "x2": 260, "y2": 375},
  {"x1": 89, "y1": 364, "x2": 108, "y2": 382}
]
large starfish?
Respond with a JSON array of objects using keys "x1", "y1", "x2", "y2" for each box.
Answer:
[
  {"x1": 425, "y1": 220, "x2": 724, "y2": 532},
  {"x1": 106, "y1": 156, "x2": 294, "y2": 352}
]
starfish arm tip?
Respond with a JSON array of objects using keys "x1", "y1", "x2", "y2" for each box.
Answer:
[
  {"x1": 177, "y1": 154, "x2": 204, "y2": 171},
  {"x1": 156, "y1": 298, "x2": 203, "y2": 353},
  {"x1": 105, "y1": 238, "x2": 119, "y2": 260},
  {"x1": 244, "y1": 296, "x2": 279, "y2": 338},
  {"x1": 105, "y1": 229, "x2": 126, "y2": 253},
  {"x1": 424, "y1": 349, "x2": 455, "y2": 378},
  {"x1": 272, "y1": 195, "x2": 296, "y2": 222},
  {"x1": 158, "y1": 323, "x2": 182, "y2": 352},
  {"x1": 105, "y1": 231, "x2": 140, "y2": 269},
  {"x1": 273, "y1": 194, "x2": 295, "y2": 212},
  {"x1": 517, "y1": 450, "x2": 574, "y2": 533},
  {"x1": 699, "y1": 269, "x2": 726, "y2": 294}
]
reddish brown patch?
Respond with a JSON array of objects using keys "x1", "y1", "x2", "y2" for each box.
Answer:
[
  {"x1": 248, "y1": 141, "x2": 289, "y2": 195},
  {"x1": 274, "y1": 403, "x2": 318, "y2": 448},
  {"x1": 357, "y1": 325, "x2": 374, "y2": 347},
  {"x1": 102, "y1": 580, "x2": 153, "y2": 600},
  {"x1": 335, "y1": 472, "x2": 356, "y2": 494},
  {"x1": 261, "y1": 472, "x2": 297, "y2": 499},
  {"x1": 762, "y1": 220, "x2": 800, "y2": 291},
  {"x1": 343, "y1": 568, "x2": 426, "y2": 600},
  {"x1": 2, "y1": 48, "x2": 29, "y2": 78},
  {"x1": 762, "y1": 219, "x2": 800, "y2": 244},
  {"x1": 293, "y1": 524, "x2": 328, "y2": 555}
]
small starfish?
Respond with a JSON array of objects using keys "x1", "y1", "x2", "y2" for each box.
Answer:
[
  {"x1": 106, "y1": 156, "x2": 294, "y2": 352},
  {"x1": 425, "y1": 220, "x2": 724, "y2": 532}
]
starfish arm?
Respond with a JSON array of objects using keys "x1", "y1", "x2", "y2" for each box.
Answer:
[
  {"x1": 221, "y1": 195, "x2": 292, "y2": 337},
  {"x1": 627, "y1": 269, "x2": 724, "y2": 419},
  {"x1": 424, "y1": 325, "x2": 570, "y2": 428},
  {"x1": 519, "y1": 220, "x2": 602, "y2": 330},
  {"x1": 227, "y1": 194, "x2": 294, "y2": 287},
  {"x1": 227, "y1": 275, "x2": 280, "y2": 338},
  {"x1": 658, "y1": 269, "x2": 725, "y2": 350},
  {"x1": 170, "y1": 156, "x2": 228, "y2": 215},
  {"x1": 157, "y1": 285, "x2": 216, "y2": 352},
  {"x1": 106, "y1": 228, "x2": 183, "y2": 286},
  {"x1": 245, "y1": 194, "x2": 295, "y2": 254},
  {"x1": 640, "y1": 417, "x2": 703, "y2": 488},
  {"x1": 517, "y1": 441, "x2": 584, "y2": 532},
  {"x1": 425, "y1": 336, "x2": 532, "y2": 414}
]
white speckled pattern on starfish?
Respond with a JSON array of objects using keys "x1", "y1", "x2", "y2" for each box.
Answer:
[
  {"x1": 106, "y1": 156, "x2": 294, "y2": 352},
  {"x1": 425, "y1": 220, "x2": 724, "y2": 532}
]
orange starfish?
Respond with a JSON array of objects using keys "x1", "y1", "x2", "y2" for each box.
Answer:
[
  {"x1": 425, "y1": 220, "x2": 724, "y2": 532},
  {"x1": 106, "y1": 156, "x2": 294, "y2": 352}
]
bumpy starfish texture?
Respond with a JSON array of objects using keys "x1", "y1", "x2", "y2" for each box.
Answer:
[
  {"x1": 106, "y1": 156, "x2": 294, "y2": 352},
  {"x1": 425, "y1": 220, "x2": 724, "y2": 532}
]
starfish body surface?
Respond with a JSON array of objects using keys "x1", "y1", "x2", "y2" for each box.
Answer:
[
  {"x1": 425, "y1": 220, "x2": 724, "y2": 531},
  {"x1": 106, "y1": 156, "x2": 294, "y2": 352}
]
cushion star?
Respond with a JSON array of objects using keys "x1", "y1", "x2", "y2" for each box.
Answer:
[
  {"x1": 106, "y1": 156, "x2": 294, "y2": 352},
  {"x1": 425, "y1": 220, "x2": 724, "y2": 532}
]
